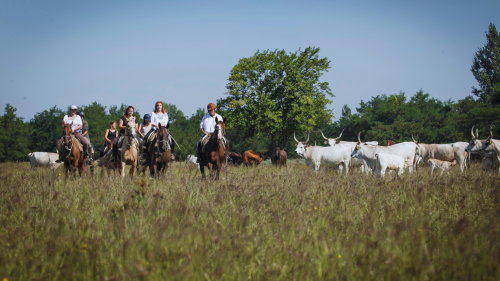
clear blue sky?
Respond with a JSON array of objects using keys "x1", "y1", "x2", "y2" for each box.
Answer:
[{"x1": 1, "y1": 0, "x2": 498, "y2": 121}]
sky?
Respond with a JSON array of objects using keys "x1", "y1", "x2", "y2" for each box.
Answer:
[{"x1": 1, "y1": 0, "x2": 499, "y2": 121}]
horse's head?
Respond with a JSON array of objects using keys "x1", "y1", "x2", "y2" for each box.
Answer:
[
  {"x1": 158, "y1": 123, "x2": 170, "y2": 152},
  {"x1": 62, "y1": 122, "x2": 73, "y2": 144},
  {"x1": 214, "y1": 116, "x2": 225, "y2": 141},
  {"x1": 126, "y1": 116, "x2": 137, "y2": 138},
  {"x1": 274, "y1": 145, "x2": 281, "y2": 158}
]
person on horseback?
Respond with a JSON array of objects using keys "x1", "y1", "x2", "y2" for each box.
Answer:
[
  {"x1": 110, "y1": 106, "x2": 138, "y2": 163},
  {"x1": 56, "y1": 105, "x2": 92, "y2": 163},
  {"x1": 101, "y1": 120, "x2": 117, "y2": 157},
  {"x1": 138, "y1": 114, "x2": 152, "y2": 158},
  {"x1": 197, "y1": 103, "x2": 230, "y2": 163},
  {"x1": 142, "y1": 101, "x2": 174, "y2": 160}
]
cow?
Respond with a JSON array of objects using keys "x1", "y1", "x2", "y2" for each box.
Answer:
[
  {"x1": 318, "y1": 129, "x2": 377, "y2": 175},
  {"x1": 427, "y1": 159, "x2": 457, "y2": 175},
  {"x1": 270, "y1": 146, "x2": 287, "y2": 166},
  {"x1": 387, "y1": 139, "x2": 397, "y2": 146},
  {"x1": 243, "y1": 150, "x2": 262, "y2": 167},
  {"x1": 374, "y1": 153, "x2": 408, "y2": 178},
  {"x1": 185, "y1": 154, "x2": 200, "y2": 169},
  {"x1": 28, "y1": 152, "x2": 62, "y2": 169},
  {"x1": 229, "y1": 152, "x2": 243, "y2": 165},
  {"x1": 480, "y1": 125, "x2": 500, "y2": 167},
  {"x1": 351, "y1": 133, "x2": 417, "y2": 174},
  {"x1": 465, "y1": 126, "x2": 499, "y2": 174},
  {"x1": 295, "y1": 132, "x2": 351, "y2": 175},
  {"x1": 413, "y1": 135, "x2": 469, "y2": 173}
]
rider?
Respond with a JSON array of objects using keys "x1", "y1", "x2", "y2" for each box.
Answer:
[
  {"x1": 110, "y1": 106, "x2": 138, "y2": 163},
  {"x1": 143, "y1": 101, "x2": 174, "y2": 159},
  {"x1": 56, "y1": 105, "x2": 92, "y2": 163},
  {"x1": 138, "y1": 114, "x2": 152, "y2": 157},
  {"x1": 101, "y1": 120, "x2": 117, "y2": 157},
  {"x1": 196, "y1": 103, "x2": 230, "y2": 163},
  {"x1": 78, "y1": 111, "x2": 93, "y2": 159}
]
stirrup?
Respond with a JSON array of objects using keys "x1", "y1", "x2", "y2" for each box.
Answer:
[{"x1": 110, "y1": 156, "x2": 116, "y2": 163}]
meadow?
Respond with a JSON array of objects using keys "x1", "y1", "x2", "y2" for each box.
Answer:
[{"x1": 1, "y1": 161, "x2": 499, "y2": 280}]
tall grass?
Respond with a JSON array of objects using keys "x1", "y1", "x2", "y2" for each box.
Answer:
[{"x1": 1, "y1": 161, "x2": 499, "y2": 280}]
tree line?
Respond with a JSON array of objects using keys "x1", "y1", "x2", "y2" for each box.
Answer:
[{"x1": 0, "y1": 23, "x2": 498, "y2": 162}]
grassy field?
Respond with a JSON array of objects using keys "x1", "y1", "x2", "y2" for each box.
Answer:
[{"x1": 1, "y1": 161, "x2": 499, "y2": 280}]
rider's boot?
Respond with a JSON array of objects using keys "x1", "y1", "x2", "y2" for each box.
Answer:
[{"x1": 87, "y1": 150, "x2": 93, "y2": 163}]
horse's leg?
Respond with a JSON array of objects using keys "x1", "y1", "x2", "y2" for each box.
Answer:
[
  {"x1": 120, "y1": 159, "x2": 126, "y2": 178},
  {"x1": 200, "y1": 163, "x2": 206, "y2": 179}
]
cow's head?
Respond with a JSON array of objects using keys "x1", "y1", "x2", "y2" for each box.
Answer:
[
  {"x1": 350, "y1": 133, "x2": 364, "y2": 159},
  {"x1": 319, "y1": 128, "x2": 345, "y2": 146},
  {"x1": 466, "y1": 125, "x2": 483, "y2": 153},
  {"x1": 482, "y1": 124, "x2": 496, "y2": 153},
  {"x1": 294, "y1": 132, "x2": 309, "y2": 156}
]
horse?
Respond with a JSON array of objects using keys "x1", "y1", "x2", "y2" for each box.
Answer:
[
  {"x1": 200, "y1": 117, "x2": 226, "y2": 179},
  {"x1": 61, "y1": 122, "x2": 85, "y2": 177},
  {"x1": 144, "y1": 123, "x2": 172, "y2": 177},
  {"x1": 228, "y1": 152, "x2": 242, "y2": 165},
  {"x1": 243, "y1": 150, "x2": 263, "y2": 167},
  {"x1": 271, "y1": 145, "x2": 287, "y2": 166},
  {"x1": 118, "y1": 116, "x2": 139, "y2": 178},
  {"x1": 387, "y1": 139, "x2": 398, "y2": 146}
]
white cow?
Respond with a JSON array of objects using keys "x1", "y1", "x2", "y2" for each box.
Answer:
[
  {"x1": 428, "y1": 159, "x2": 457, "y2": 175},
  {"x1": 28, "y1": 152, "x2": 62, "y2": 169},
  {"x1": 465, "y1": 126, "x2": 499, "y2": 174},
  {"x1": 350, "y1": 133, "x2": 417, "y2": 174},
  {"x1": 480, "y1": 125, "x2": 500, "y2": 167},
  {"x1": 294, "y1": 133, "x2": 351, "y2": 175},
  {"x1": 412, "y1": 135, "x2": 469, "y2": 173},
  {"x1": 318, "y1": 129, "x2": 377, "y2": 175},
  {"x1": 185, "y1": 154, "x2": 200, "y2": 169},
  {"x1": 374, "y1": 153, "x2": 408, "y2": 178}
]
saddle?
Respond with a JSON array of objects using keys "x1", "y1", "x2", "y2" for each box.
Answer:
[
  {"x1": 201, "y1": 134, "x2": 225, "y2": 153},
  {"x1": 71, "y1": 135, "x2": 83, "y2": 152},
  {"x1": 118, "y1": 135, "x2": 139, "y2": 151}
]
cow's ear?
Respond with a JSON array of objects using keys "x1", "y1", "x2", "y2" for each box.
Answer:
[{"x1": 335, "y1": 139, "x2": 340, "y2": 144}]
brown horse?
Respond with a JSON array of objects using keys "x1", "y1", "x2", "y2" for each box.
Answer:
[
  {"x1": 243, "y1": 150, "x2": 263, "y2": 167},
  {"x1": 146, "y1": 123, "x2": 172, "y2": 177},
  {"x1": 200, "y1": 117, "x2": 226, "y2": 179},
  {"x1": 62, "y1": 122, "x2": 85, "y2": 177}
]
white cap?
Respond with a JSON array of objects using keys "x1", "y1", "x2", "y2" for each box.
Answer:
[{"x1": 70, "y1": 105, "x2": 77, "y2": 109}]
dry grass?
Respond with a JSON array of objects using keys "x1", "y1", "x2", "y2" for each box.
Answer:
[{"x1": 1, "y1": 161, "x2": 499, "y2": 280}]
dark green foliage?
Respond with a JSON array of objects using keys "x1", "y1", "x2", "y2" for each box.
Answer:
[
  {"x1": 0, "y1": 104, "x2": 30, "y2": 161},
  {"x1": 29, "y1": 106, "x2": 65, "y2": 153},
  {"x1": 471, "y1": 23, "x2": 500, "y2": 103}
]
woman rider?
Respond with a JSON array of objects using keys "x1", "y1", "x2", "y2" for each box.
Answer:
[
  {"x1": 138, "y1": 114, "x2": 152, "y2": 158},
  {"x1": 101, "y1": 120, "x2": 117, "y2": 157},
  {"x1": 143, "y1": 101, "x2": 174, "y2": 159},
  {"x1": 110, "y1": 106, "x2": 138, "y2": 163},
  {"x1": 56, "y1": 105, "x2": 92, "y2": 163}
]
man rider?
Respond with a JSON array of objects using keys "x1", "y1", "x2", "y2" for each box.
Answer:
[
  {"x1": 78, "y1": 111, "x2": 93, "y2": 162},
  {"x1": 197, "y1": 103, "x2": 230, "y2": 163}
]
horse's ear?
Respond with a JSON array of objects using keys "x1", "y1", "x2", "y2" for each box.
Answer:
[
  {"x1": 215, "y1": 116, "x2": 219, "y2": 123},
  {"x1": 166, "y1": 122, "x2": 170, "y2": 129},
  {"x1": 223, "y1": 117, "x2": 226, "y2": 124},
  {"x1": 159, "y1": 123, "x2": 162, "y2": 129},
  {"x1": 69, "y1": 121, "x2": 73, "y2": 126}
]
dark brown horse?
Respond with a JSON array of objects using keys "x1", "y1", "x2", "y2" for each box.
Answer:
[
  {"x1": 200, "y1": 117, "x2": 226, "y2": 179},
  {"x1": 271, "y1": 146, "x2": 287, "y2": 166},
  {"x1": 387, "y1": 139, "x2": 398, "y2": 146},
  {"x1": 62, "y1": 122, "x2": 85, "y2": 177},
  {"x1": 228, "y1": 152, "x2": 242, "y2": 165},
  {"x1": 144, "y1": 123, "x2": 172, "y2": 177}
]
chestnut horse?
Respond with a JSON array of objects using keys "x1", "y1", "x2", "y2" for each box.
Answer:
[
  {"x1": 62, "y1": 122, "x2": 85, "y2": 177},
  {"x1": 145, "y1": 123, "x2": 172, "y2": 177},
  {"x1": 200, "y1": 117, "x2": 226, "y2": 179}
]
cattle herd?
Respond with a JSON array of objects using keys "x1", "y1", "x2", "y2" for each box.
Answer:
[{"x1": 28, "y1": 125, "x2": 500, "y2": 177}]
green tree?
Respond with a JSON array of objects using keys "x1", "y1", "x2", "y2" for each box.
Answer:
[
  {"x1": 29, "y1": 106, "x2": 65, "y2": 153},
  {"x1": 217, "y1": 47, "x2": 334, "y2": 150},
  {"x1": 471, "y1": 23, "x2": 500, "y2": 103},
  {"x1": 163, "y1": 103, "x2": 185, "y2": 123},
  {"x1": 0, "y1": 104, "x2": 30, "y2": 162}
]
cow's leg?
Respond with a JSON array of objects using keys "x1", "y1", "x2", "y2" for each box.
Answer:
[
  {"x1": 380, "y1": 166, "x2": 386, "y2": 178},
  {"x1": 344, "y1": 162, "x2": 349, "y2": 176}
]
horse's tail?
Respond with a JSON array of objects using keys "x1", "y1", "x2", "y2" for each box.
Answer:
[{"x1": 91, "y1": 149, "x2": 112, "y2": 167}]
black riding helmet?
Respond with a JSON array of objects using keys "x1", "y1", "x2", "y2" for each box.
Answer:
[{"x1": 78, "y1": 111, "x2": 85, "y2": 117}]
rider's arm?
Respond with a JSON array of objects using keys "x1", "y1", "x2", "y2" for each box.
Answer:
[
  {"x1": 119, "y1": 118, "x2": 126, "y2": 130},
  {"x1": 151, "y1": 113, "x2": 158, "y2": 128},
  {"x1": 72, "y1": 124, "x2": 82, "y2": 133},
  {"x1": 105, "y1": 129, "x2": 111, "y2": 143},
  {"x1": 201, "y1": 128, "x2": 207, "y2": 135},
  {"x1": 83, "y1": 130, "x2": 88, "y2": 136},
  {"x1": 138, "y1": 124, "x2": 144, "y2": 138}
]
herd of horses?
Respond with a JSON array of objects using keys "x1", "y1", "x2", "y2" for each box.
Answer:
[{"x1": 60, "y1": 116, "x2": 287, "y2": 180}]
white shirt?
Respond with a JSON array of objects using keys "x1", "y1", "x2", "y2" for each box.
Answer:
[
  {"x1": 62, "y1": 115, "x2": 82, "y2": 132},
  {"x1": 140, "y1": 123, "x2": 152, "y2": 136},
  {"x1": 151, "y1": 112, "x2": 169, "y2": 128},
  {"x1": 200, "y1": 113, "x2": 223, "y2": 134}
]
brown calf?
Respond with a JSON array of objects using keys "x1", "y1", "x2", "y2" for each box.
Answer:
[{"x1": 270, "y1": 146, "x2": 287, "y2": 166}]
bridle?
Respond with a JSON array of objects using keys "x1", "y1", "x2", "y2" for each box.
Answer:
[{"x1": 62, "y1": 125, "x2": 74, "y2": 158}]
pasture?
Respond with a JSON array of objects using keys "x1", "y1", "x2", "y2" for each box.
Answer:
[{"x1": 1, "y1": 161, "x2": 499, "y2": 280}]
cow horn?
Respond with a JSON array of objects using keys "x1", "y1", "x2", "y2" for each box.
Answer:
[
  {"x1": 412, "y1": 135, "x2": 416, "y2": 142},
  {"x1": 318, "y1": 129, "x2": 328, "y2": 140},
  {"x1": 476, "y1": 128, "x2": 479, "y2": 139},
  {"x1": 334, "y1": 128, "x2": 346, "y2": 140},
  {"x1": 305, "y1": 132, "x2": 310, "y2": 143},
  {"x1": 490, "y1": 124, "x2": 494, "y2": 138},
  {"x1": 294, "y1": 132, "x2": 299, "y2": 143},
  {"x1": 357, "y1": 133, "x2": 361, "y2": 144},
  {"x1": 471, "y1": 125, "x2": 476, "y2": 139}
]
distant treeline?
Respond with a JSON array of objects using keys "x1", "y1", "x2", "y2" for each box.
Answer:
[{"x1": 1, "y1": 88, "x2": 500, "y2": 163}]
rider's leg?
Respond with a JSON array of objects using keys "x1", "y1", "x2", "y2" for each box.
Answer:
[
  {"x1": 56, "y1": 137, "x2": 63, "y2": 162},
  {"x1": 224, "y1": 137, "x2": 232, "y2": 162},
  {"x1": 110, "y1": 136, "x2": 121, "y2": 163},
  {"x1": 196, "y1": 138, "x2": 203, "y2": 163},
  {"x1": 75, "y1": 132, "x2": 92, "y2": 162}
]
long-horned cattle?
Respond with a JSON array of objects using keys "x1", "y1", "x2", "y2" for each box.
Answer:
[
  {"x1": 427, "y1": 159, "x2": 457, "y2": 175},
  {"x1": 270, "y1": 146, "x2": 287, "y2": 166},
  {"x1": 318, "y1": 129, "x2": 377, "y2": 175},
  {"x1": 465, "y1": 126, "x2": 499, "y2": 173},
  {"x1": 28, "y1": 152, "x2": 62, "y2": 169},
  {"x1": 294, "y1": 132, "x2": 351, "y2": 175},
  {"x1": 351, "y1": 133, "x2": 417, "y2": 174},
  {"x1": 412, "y1": 135, "x2": 469, "y2": 173},
  {"x1": 185, "y1": 154, "x2": 200, "y2": 169},
  {"x1": 373, "y1": 153, "x2": 408, "y2": 178},
  {"x1": 480, "y1": 125, "x2": 500, "y2": 167}
]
